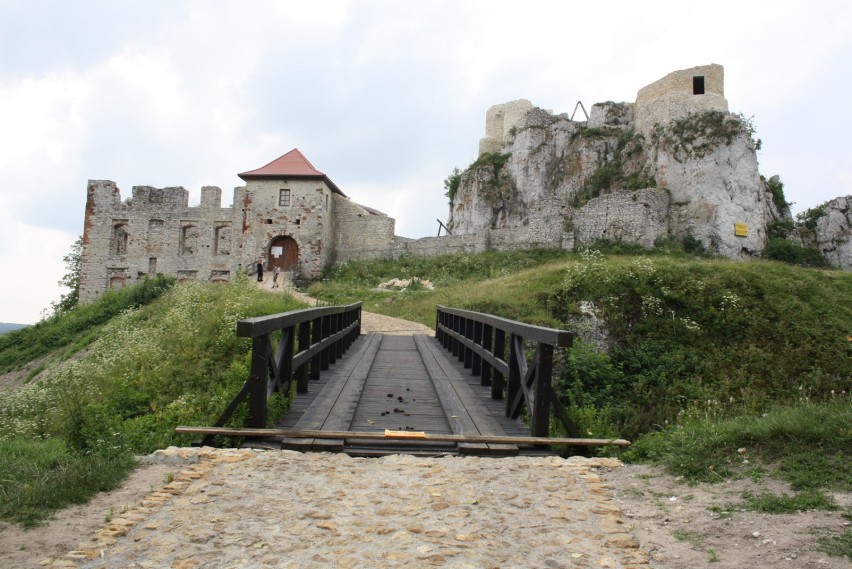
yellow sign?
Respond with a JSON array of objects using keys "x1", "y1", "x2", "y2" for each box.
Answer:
[{"x1": 734, "y1": 223, "x2": 748, "y2": 237}]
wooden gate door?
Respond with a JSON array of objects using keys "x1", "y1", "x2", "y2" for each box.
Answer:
[{"x1": 268, "y1": 236, "x2": 299, "y2": 271}]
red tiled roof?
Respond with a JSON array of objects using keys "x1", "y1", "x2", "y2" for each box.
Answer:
[{"x1": 238, "y1": 148, "x2": 345, "y2": 196}]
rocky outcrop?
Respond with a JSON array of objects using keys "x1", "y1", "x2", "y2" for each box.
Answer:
[
  {"x1": 448, "y1": 65, "x2": 789, "y2": 260},
  {"x1": 803, "y1": 196, "x2": 852, "y2": 269}
]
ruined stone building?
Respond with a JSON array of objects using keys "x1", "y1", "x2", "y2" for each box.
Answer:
[
  {"x1": 79, "y1": 65, "x2": 850, "y2": 303},
  {"x1": 79, "y1": 149, "x2": 395, "y2": 303}
]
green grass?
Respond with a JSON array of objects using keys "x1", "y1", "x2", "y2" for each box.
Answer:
[
  {"x1": 0, "y1": 438, "x2": 135, "y2": 527},
  {"x1": 625, "y1": 400, "x2": 851, "y2": 487},
  {"x1": 0, "y1": 274, "x2": 306, "y2": 525},
  {"x1": 0, "y1": 275, "x2": 175, "y2": 373},
  {"x1": 738, "y1": 489, "x2": 837, "y2": 513},
  {"x1": 818, "y1": 528, "x2": 852, "y2": 559}
]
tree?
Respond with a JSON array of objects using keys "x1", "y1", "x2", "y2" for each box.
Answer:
[{"x1": 53, "y1": 235, "x2": 83, "y2": 314}]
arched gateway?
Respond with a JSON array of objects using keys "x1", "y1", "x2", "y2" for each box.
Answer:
[{"x1": 268, "y1": 235, "x2": 299, "y2": 271}]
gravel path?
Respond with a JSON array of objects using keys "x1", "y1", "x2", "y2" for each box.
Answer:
[{"x1": 51, "y1": 448, "x2": 648, "y2": 569}]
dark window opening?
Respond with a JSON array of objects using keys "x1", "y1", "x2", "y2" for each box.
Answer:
[
  {"x1": 266, "y1": 218, "x2": 273, "y2": 224},
  {"x1": 295, "y1": 219, "x2": 300, "y2": 226},
  {"x1": 693, "y1": 76, "x2": 705, "y2": 95}
]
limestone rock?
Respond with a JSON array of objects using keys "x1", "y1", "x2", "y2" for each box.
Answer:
[{"x1": 810, "y1": 195, "x2": 852, "y2": 269}]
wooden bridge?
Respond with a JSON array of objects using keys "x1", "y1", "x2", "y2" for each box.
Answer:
[{"x1": 178, "y1": 303, "x2": 629, "y2": 457}]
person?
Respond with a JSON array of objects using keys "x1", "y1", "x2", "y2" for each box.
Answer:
[
  {"x1": 256, "y1": 258, "x2": 263, "y2": 282},
  {"x1": 272, "y1": 266, "x2": 280, "y2": 288}
]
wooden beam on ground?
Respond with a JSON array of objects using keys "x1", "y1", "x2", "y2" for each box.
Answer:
[{"x1": 175, "y1": 426, "x2": 630, "y2": 447}]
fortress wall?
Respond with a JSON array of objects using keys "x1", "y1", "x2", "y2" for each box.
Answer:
[
  {"x1": 571, "y1": 189, "x2": 671, "y2": 248},
  {"x1": 331, "y1": 194, "x2": 396, "y2": 263},
  {"x1": 79, "y1": 181, "x2": 239, "y2": 303}
]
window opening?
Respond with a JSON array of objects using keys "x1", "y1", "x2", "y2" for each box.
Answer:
[
  {"x1": 279, "y1": 189, "x2": 291, "y2": 206},
  {"x1": 693, "y1": 76, "x2": 705, "y2": 95}
]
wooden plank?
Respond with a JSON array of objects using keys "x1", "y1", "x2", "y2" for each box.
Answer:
[
  {"x1": 176, "y1": 426, "x2": 631, "y2": 447},
  {"x1": 414, "y1": 334, "x2": 482, "y2": 438},
  {"x1": 416, "y1": 335, "x2": 519, "y2": 455},
  {"x1": 282, "y1": 333, "x2": 380, "y2": 449}
]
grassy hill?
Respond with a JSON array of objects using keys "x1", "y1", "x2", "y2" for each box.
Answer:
[{"x1": 0, "y1": 248, "x2": 849, "y2": 531}]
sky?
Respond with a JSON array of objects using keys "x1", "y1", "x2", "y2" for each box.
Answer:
[{"x1": 1, "y1": 0, "x2": 851, "y2": 324}]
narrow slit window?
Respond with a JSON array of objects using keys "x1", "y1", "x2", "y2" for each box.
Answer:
[
  {"x1": 693, "y1": 76, "x2": 705, "y2": 95},
  {"x1": 279, "y1": 188, "x2": 291, "y2": 206}
]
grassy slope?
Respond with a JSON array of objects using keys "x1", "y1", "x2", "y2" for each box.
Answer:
[{"x1": 0, "y1": 275, "x2": 305, "y2": 525}]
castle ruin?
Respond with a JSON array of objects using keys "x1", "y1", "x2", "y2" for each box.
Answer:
[{"x1": 78, "y1": 64, "x2": 850, "y2": 303}]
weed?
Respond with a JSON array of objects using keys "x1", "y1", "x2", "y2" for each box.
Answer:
[
  {"x1": 739, "y1": 490, "x2": 837, "y2": 514},
  {"x1": 817, "y1": 528, "x2": 852, "y2": 559},
  {"x1": 707, "y1": 548, "x2": 720, "y2": 563}
]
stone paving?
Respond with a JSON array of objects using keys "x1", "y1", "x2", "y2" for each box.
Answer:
[{"x1": 51, "y1": 448, "x2": 649, "y2": 569}]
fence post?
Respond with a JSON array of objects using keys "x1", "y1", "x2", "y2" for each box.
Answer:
[
  {"x1": 248, "y1": 335, "x2": 268, "y2": 428},
  {"x1": 492, "y1": 329, "x2": 505, "y2": 399},
  {"x1": 481, "y1": 323, "x2": 493, "y2": 386},
  {"x1": 296, "y1": 322, "x2": 310, "y2": 393},
  {"x1": 531, "y1": 343, "x2": 553, "y2": 438},
  {"x1": 506, "y1": 334, "x2": 522, "y2": 417},
  {"x1": 463, "y1": 317, "x2": 473, "y2": 369},
  {"x1": 472, "y1": 320, "x2": 482, "y2": 376},
  {"x1": 310, "y1": 316, "x2": 322, "y2": 379}
]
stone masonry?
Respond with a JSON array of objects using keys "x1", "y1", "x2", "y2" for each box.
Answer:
[{"x1": 79, "y1": 149, "x2": 394, "y2": 303}]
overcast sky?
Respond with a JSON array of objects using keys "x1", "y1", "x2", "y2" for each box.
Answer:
[{"x1": 1, "y1": 0, "x2": 850, "y2": 324}]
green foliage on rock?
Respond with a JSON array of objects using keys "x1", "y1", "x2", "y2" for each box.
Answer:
[
  {"x1": 652, "y1": 110, "x2": 754, "y2": 162},
  {"x1": 576, "y1": 131, "x2": 656, "y2": 206},
  {"x1": 443, "y1": 167, "x2": 462, "y2": 205}
]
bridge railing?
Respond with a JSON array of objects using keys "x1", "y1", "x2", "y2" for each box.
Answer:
[
  {"x1": 435, "y1": 305, "x2": 577, "y2": 439},
  {"x1": 204, "y1": 302, "x2": 362, "y2": 442}
]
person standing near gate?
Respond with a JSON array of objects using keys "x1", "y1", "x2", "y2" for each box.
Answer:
[
  {"x1": 256, "y1": 258, "x2": 264, "y2": 283},
  {"x1": 272, "y1": 266, "x2": 281, "y2": 289}
]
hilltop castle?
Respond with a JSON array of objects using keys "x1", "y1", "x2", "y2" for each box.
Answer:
[{"x1": 78, "y1": 64, "x2": 850, "y2": 302}]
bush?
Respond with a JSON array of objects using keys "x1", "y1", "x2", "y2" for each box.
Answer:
[{"x1": 762, "y1": 238, "x2": 827, "y2": 267}]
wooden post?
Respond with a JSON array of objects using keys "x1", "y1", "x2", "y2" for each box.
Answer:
[
  {"x1": 481, "y1": 323, "x2": 493, "y2": 387},
  {"x1": 248, "y1": 335, "x2": 268, "y2": 428},
  {"x1": 296, "y1": 322, "x2": 310, "y2": 393},
  {"x1": 451, "y1": 314, "x2": 460, "y2": 358},
  {"x1": 463, "y1": 317, "x2": 473, "y2": 369},
  {"x1": 310, "y1": 316, "x2": 322, "y2": 379},
  {"x1": 492, "y1": 329, "x2": 505, "y2": 400},
  {"x1": 506, "y1": 334, "x2": 521, "y2": 417},
  {"x1": 320, "y1": 315, "x2": 330, "y2": 370},
  {"x1": 531, "y1": 343, "x2": 552, "y2": 438},
  {"x1": 471, "y1": 320, "x2": 482, "y2": 376}
]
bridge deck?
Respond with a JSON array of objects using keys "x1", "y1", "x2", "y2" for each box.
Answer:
[{"x1": 271, "y1": 333, "x2": 544, "y2": 457}]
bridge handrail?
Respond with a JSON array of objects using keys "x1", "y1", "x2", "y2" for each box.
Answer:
[
  {"x1": 202, "y1": 302, "x2": 362, "y2": 444},
  {"x1": 435, "y1": 305, "x2": 578, "y2": 439}
]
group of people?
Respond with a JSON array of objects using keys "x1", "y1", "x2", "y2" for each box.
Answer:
[{"x1": 255, "y1": 258, "x2": 282, "y2": 289}]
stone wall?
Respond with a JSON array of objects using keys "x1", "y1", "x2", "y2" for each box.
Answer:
[
  {"x1": 478, "y1": 99, "x2": 535, "y2": 155},
  {"x1": 79, "y1": 181, "x2": 237, "y2": 303},
  {"x1": 634, "y1": 64, "x2": 728, "y2": 136},
  {"x1": 331, "y1": 194, "x2": 396, "y2": 263},
  {"x1": 79, "y1": 177, "x2": 398, "y2": 302}
]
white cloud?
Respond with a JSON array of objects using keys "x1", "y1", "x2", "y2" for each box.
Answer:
[{"x1": 0, "y1": 211, "x2": 74, "y2": 324}]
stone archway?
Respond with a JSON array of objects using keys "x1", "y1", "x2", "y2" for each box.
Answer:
[{"x1": 268, "y1": 235, "x2": 299, "y2": 271}]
